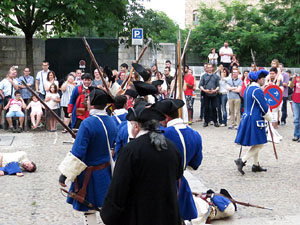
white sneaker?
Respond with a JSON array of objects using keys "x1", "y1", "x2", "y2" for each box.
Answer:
[{"x1": 220, "y1": 124, "x2": 226, "y2": 127}]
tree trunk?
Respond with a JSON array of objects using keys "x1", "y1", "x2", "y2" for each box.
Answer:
[{"x1": 25, "y1": 34, "x2": 34, "y2": 76}]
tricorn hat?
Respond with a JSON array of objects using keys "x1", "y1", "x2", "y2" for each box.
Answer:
[
  {"x1": 89, "y1": 87, "x2": 114, "y2": 105},
  {"x1": 132, "y1": 63, "x2": 151, "y2": 81},
  {"x1": 248, "y1": 70, "x2": 269, "y2": 81},
  {"x1": 133, "y1": 81, "x2": 158, "y2": 96},
  {"x1": 152, "y1": 99, "x2": 185, "y2": 115},
  {"x1": 126, "y1": 101, "x2": 165, "y2": 122},
  {"x1": 124, "y1": 89, "x2": 138, "y2": 98},
  {"x1": 152, "y1": 80, "x2": 164, "y2": 87}
]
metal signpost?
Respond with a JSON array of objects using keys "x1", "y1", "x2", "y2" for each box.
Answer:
[{"x1": 132, "y1": 28, "x2": 143, "y2": 59}]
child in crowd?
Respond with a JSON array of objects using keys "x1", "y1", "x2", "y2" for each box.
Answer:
[
  {"x1": 26, "y1": 95, "x2": 44, "y2": 129},
  {"x1": 45, "y1": 84, "x2": 60, "y2": 132},
  {"x1": 4, "y1": 91, "x2": 26, "y2": 133}
]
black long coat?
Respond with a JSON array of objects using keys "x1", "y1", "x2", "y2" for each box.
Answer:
[{"x1": 100, "y1": 133, "x2": 183, "y2": 225}]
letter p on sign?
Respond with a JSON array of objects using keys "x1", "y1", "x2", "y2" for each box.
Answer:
[{"x1": 132, "y1": 28, "x2": 143, "y2": 45}]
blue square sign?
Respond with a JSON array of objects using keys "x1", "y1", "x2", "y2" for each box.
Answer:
[{"x1": 132, "y1": 28, "x2": 143, "y2": 45}]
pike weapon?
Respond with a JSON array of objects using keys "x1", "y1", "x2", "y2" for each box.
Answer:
[
  {"x1": 82, "y1": 37, "x2": 113, "y2": 97},
  {"x1": 21, "y1": 81, "x2": 76, "y2": 139},
  {"x1": 268, "y1": 121, "x2": 278, "y2": 160},
  {"x1": 177, "y1": 31, "x2": 183, "y2": 119},
  {"x1": 121, "y1": 38, "x2": 152, "y2": 90},
  {"x1": 192, "y1": 192, "x2": 273, "y2": 211},
  {"x1": 180, "y1": 29, "x2": 192, "y2": 64},
  {"x1": 60, "y1": 188, "x2": 101, "y2": 212}
]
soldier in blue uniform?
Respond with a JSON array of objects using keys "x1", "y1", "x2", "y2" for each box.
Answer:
[
  {"x1": 58, "y1": 87, "x2": 117, "y2": 225},
  {"x1": 234, "y1": 70, "x2": 272, "y2": 175},
  {"x1": 153, "y1": 99, "x2": 203, "y2": 222}
]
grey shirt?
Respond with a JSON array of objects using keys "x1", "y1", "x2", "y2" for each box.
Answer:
[
  {"x1": 227, "y1": 78, "x2": 242, "y2": 99},
  {"x1": 200, "y1": 73, "x2": 220, "y2": 96}
]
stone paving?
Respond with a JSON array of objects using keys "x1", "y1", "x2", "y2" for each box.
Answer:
[{"x1": 0, "y1": 104, "x2": 299, "y2": 225}]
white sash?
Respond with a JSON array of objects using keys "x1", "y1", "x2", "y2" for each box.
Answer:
[
  {"x1": 174, "y1": 127, "x2": 186, "y2": 169},
  {"x1": 92, "y1": 115, "x2": 115, "y2": 174}
]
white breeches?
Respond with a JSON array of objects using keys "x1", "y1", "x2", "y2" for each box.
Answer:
[{"x1": 242, "y1": 144, "x2": 264, "y2": 165}]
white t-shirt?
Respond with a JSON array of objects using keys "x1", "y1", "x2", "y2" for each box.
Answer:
[
  {"x1": 36, "y1": 70, "x2": 49, "y2": 95},
  {"x1": 219, "y1": 47, "x2": 233, "y2": 63},
  {"x1": 8, "y1": 99, "x2": 22, "y2": 112},
  {"x1": 29, "y1": 101, "x2": 43, "y2": 113},
  {"x1": 208, "y1": 53, "x2": 218, "y2": 65},
  {"x1": 46, "y1": 92, "x2": 60, "y2": 109},
  {"x1": 44, "y1": 80, "x2": 59, "y2": 93},
  {"x1": 0, "y1": 78, "x2": 19, "y2": 98}
]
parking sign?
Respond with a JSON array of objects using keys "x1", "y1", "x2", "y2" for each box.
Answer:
[{"x1": 132, "y1": 28, "x2": 143, "y2": 45}]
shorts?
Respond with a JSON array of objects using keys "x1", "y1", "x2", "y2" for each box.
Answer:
[
  {"x1": 6, "y1": 111, "x2": 24, "y2": 117},
  {"x1": 31, "y1": 111, "x2": 43, "y2": 116},
  {"x1": 62, "y1": 107, "x2": 70, "y2": 118},
  {"x1": 46, "y1": 108, "x2": 59, "y2": 118},
  {"x1": 185, "y1": 95, "x2": 193, "y2": 109}
]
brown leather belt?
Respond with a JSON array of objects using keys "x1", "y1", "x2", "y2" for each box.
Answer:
[{"x1": 74, "y1": 161, "x2": 110, "y2": 203}]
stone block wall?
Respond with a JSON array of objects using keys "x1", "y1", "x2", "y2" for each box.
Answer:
[
  {"x1": 0, "y1": 36, "x2": 45, "y2": 79},
  {"x1": 118, "y1": 42, "x2": 176, "y2": 72}
]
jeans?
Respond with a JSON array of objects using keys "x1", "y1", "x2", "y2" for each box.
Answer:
[
  {"x1": 200, "y1": 95, "x2": 204, "y2": 119},
  {"x1": 220, "y1": 94, "x2": 228, "y2": 125},
  {"x1": 292, "y1": 102, "x2": 300, "y2": 138},
  {"x1": 281, "y1": 97, "x2": 288, "y2": 123},
  {"x1": 216, "y1": 95, "x2": 222, "y2": 124},
  {"x1": 203, "y1": 94, "x2": 217, "y2": 123}
]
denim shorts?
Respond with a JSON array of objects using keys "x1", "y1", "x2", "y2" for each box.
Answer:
[{"x1": 6, "y1": 111, "x2": 24, "y2": 117}]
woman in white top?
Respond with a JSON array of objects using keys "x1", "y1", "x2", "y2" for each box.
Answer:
[
  {"x1": 45, "y1": 84, "x2": 60, "y2": 132},
  {"x1": 60, "y1": 74, "x2": 75, "y2": 133},
  {"x1": 208, "y1": 48, "x2": 219, "y2": 71},
  {"x1": 44, "y1": 71, "x2": 59, "y2": 93}
]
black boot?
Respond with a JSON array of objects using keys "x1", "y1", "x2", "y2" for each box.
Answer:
[
  {"x1": 252, "y1": 164, "x2": 267, "y2": 172},
  {"x1": 234, "y1": 158, "x2": 246, "y2": 175}
]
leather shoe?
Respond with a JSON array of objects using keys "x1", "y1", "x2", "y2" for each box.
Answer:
[
  {"x1": 203, "y1": 122, "x2": 208, "y2": 127},
  {"x1": 234, "y1": 158, "x2": 245, "y2": 175},
  {"x1": 292, "y1": 137, "x2": 299, "y2": 141},
  {"x1": 214, "y1": 123, "x2": 219, "y2": 127},
  {"x1": 252, "y1": 164, "x2": 267, "y2": 172}
]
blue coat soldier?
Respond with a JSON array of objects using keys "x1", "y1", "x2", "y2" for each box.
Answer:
[
  {"x1": 234, "y1": 70, "x2": 272, "y2": 175},
  {"x1": 153, "y1": 99, "x2": 203, "y2": 221},
  {"x1": 58, "y1": 87, "x2": 117, "y2": 225}
]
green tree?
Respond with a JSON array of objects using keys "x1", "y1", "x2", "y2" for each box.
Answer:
[{"x1": 0, "y1": 0, "x2": 128, "y2": 73}]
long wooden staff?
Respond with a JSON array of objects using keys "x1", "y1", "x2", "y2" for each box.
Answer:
[
  {"x1": 121, "y1": 38, "x2": 152, "y2": 90},
  {"x1": 82, "y1": 37, "x2": 113, "y2": 97},
  {"x1": 192, "y1": 192, "x2": 273, "y2": 211},
  {"x1": 21, "y1": 81, "x2": 76, "y2": 139},
  {"x1": 177, "y1": 35, "x2": 183, "y2": 119},
  {"x1": 180, "y1": 29, "x2": 192, "y2": 64},
  {"x1": 268, "y1": 121, "x2": 278, "y2": 160}
]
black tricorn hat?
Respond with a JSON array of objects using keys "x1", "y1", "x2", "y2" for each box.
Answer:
[
  {"x1": 126, "y1": 101, "x2": 165, "y2": 122},
  {"x1": 133, "y1": 81, "x2": 158, "y2": 96},
  {"x1": 152, "y1": 80, "x2": 164, "y2": 87},
  {"x1": 124, "y1": 89, "x2": 138, "y2": 98},
  {"x1": 81, "y1": 73, "x2": 93, "y2": 80},
  {"x1": 89, "y1": 87, "x2": 114, "y2": 105},
  {"x1": 132, "y1": 63, "x2": 151, "y2": 81},
  {"x1": 152, "y1": 99, "x2": 185, "y2": 115}
]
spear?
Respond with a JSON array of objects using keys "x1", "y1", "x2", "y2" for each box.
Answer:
[
  {"x1": 121, "y1": 38, "x2": 152, "y2": 90},
  {"x1": 82, "y1": 37, "x2": 113, "y2": 97},
  {"x1": 21, "y1": 80, "x2": 76, "y2": 139},
  {"x1": 192, "y1": 192, "x2": 273, "y2": 211}
]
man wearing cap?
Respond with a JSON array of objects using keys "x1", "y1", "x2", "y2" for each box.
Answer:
[
  {"x1": 68, "y1": 73, "x2": 92, "y2": 129},
  {"x1": 58, "y1": 88, "x2": 117, "y2": 225},
  {"x1": 234, "y1": 70, "x2": 272, "y2": 175},
  {"x1": 100, "y1": 102, "x2": 183, "y2": 225},
  {"x1": 153, "y1": 99, "x2": 203, "y2": 222}
]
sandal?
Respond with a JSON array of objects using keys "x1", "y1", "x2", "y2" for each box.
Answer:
[{"x1": 62, "y1": 129, "x2": 68, "y2": 133}]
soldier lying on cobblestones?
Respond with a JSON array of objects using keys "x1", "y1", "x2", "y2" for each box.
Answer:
[{"x1": 0, "y1": 151, "x2": 37, "y2": 176}]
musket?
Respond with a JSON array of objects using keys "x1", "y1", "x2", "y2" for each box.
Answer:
[
  {"x1": 192, "y1": 192, "x2": 273, "y2": 211},
  {"x1": 121, "y1": 38, "x2": 152, "y2": 90},
  {"x1": 180, "y1": 29, "x2": 192, "y2": 64},
  {"x1": 21, "y1": 81, "x2": 76, "y2": 139},
  {"x1": 268, "y1": 121, "x2": 278, "y2": 160},
  {"x1": 177, "y1": 31, "x2": 183, "y2": 119},
  {"x1": 61, "y1": 188, "x2": 100, "y2": 212},
  {"x1": 82, "y1": 37, "x2": 113, "y2": 97}
]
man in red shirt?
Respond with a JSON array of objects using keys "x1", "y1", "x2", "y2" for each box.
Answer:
[
  {"x1": 291, "y1": 74, "x2": 300, "y2": 142},
  {"x1": 184, "y1": 68, "x2": 195, "y2": 125}
]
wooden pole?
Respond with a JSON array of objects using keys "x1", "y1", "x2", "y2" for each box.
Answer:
[
  {"x1": 82, "y1": 37, "x2": 113, "y2": 97},
  {"x1": 21, "y1": 81, "x2": 76, "y2": 139},
  {"x1": 177, "y1": 35, "x2": 183, "y2": 119},
  {"x1": 181, "y1": 29, "x2": 192, "y2": 64}
]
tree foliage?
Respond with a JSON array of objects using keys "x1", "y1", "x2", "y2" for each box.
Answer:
[{"x1": 189, "y1": 0, "x2": 300, "y2": 67}]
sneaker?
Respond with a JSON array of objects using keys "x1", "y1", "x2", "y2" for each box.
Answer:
[
  {"x1": 234, "y1": 125, "x2": 239, "y2": 130},
  {"x1": 188, "y1": 121, "x2": 192, "y2": 125},
  {"x1": 228, "y1": 126, "x2": 233, "y2": 130},
  {"x1": 280, "y1": 121, "x2": 286, "y2": 126},
  {"x1": 292, "y1": 137, "x2": 299, "y2": 141},
  {"x1": 214, "y1": 123, "x2": 219, "y2": 127},
  {"x1": 220, "y1": 123, "x2": 226, "y2": 127},
  {"x1": 17, "y1": 127, "x2": 22, "y2": 133}
]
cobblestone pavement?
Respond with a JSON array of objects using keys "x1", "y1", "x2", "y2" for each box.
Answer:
[{"x1": 0, "y1": 105, "x2": 299, "y2": 225}]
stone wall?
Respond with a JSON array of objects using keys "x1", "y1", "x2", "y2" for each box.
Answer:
[
  {"x1": 0, "y1": 36, "x2": 45, "y2": 79},
  {"x1": 118, "y1": 42, "x2": 176, "y2": 71}
]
